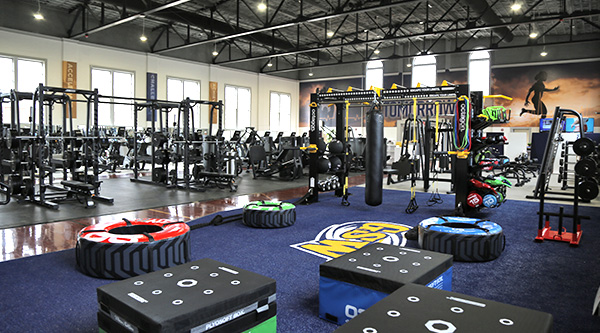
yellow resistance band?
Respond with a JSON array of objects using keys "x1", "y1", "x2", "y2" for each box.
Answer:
[
  {"x1": 412, "y1": 98, "x2": 417, "y2": 143},
  {"x1": 435, "y1": 102, "x2": 440, "y2": 144},
  {"x1": 344, "y1": 101, "x2": 350, "y2": 194}
]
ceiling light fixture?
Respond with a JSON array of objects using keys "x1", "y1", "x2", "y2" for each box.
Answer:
[
  {"x1": 327, "y1": 31, "x2": 334, "y2": 37},
  {"x1": 212, "y1": 44, "x2": 219, "y2": 56},
  {"x1": 258, "y1": 2, "x2": 267, "y2": 11},
  {"x1": 406, "y1": 63, "x2": 412, "y2": 67},
  {"x1": 140, "y1": 16, "x2": 147, "y2": 42},
  {"x1": 529, "y1": 32, "x2": 538, "y2": 38},
  {"x1": 33, "y1": 0, "x2": 44, "y2": 20},
  {"x1": 308, "y1": 68, "x2": 314, "y2": 77},
  {"x1": 267, "y1": 60, "x2": 273, "y2": 67},
  {"x1": 510, "y1": 3, "x2": 521, "y2": 11},
  {"x1": 540, "y1": 51, "x2": 548, "y2": 57},
  {"x1": 374, "y1": 49, "x2": 380, "y2": 55}
]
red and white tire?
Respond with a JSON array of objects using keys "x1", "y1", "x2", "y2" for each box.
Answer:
[{"x1": 76, "y1": 218, "x2": 191, "y2": 279}]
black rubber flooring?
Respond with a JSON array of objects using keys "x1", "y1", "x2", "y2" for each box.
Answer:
[{"x1": 0, "y1": 171, "x2": 307, "y2": 229}]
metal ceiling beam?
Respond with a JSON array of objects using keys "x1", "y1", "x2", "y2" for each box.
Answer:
[
  {"x1": 215, "y1": 10, "x2": 600, "y2": 66},
  {"x1": 268, "y1": 37, "x2": 600, "y2": 75},
  {"x1": 154, "y1": 0, "x2": 427, "y2": 54},
  {"x1": 70, "y1": 0, "x2": 191, "y2": 38},
  {"x1": 77, "y1": 0, "x2": 329, "y2": 62}
]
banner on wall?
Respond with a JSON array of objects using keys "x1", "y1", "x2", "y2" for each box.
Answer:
[
  {"x1": 146, "y1": 72, "x2": 157, "y2": 121},
  {"x1": 299, "y1": 61, "x2": 600, "y2": 129},
  {"x1": 490, "y1": 61, "x2": 600, "y2": 127},
  {"x1": 209, "y1": 81, "x2": 218, "y2": 124},
  {"x1": 62, "y1": 61, "x2": 77, "y2": 118}
]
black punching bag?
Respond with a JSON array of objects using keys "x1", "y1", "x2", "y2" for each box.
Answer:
[{"x1": 365, "y1": 105, "x2": 383, "y2": 206}]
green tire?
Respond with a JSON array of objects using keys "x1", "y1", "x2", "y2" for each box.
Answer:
[{"x1": 243, "y1": 201, "x2": 296, "y2": 228}]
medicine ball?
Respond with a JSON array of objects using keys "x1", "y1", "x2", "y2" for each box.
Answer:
[
  {"x1": 328, "y1": 139, "x2": 344, "y2": 154},
  {"x1": 318, "y1": 156, "x2": 330, "y2": 173},
  {"x1": 329, "y1": 156, "x2": 342, "y2": 172}
]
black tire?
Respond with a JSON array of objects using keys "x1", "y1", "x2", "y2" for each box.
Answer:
[
  {"x1": 76, "y1": 220, "x2": 191, "y2": 279},
  {"x1": 418, "y1": 216, "x2": 505, "y2": 262},
  {"x1": 243, "y1": 201, "x2": 296, "y2": 228}
]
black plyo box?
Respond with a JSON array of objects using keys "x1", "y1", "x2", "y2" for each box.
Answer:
[
  {"x1": 320, "y1": 244, "x2": 453, "y2": 293},
  {"x1": 334, "y1": 283, "x2": 553, "y2": 333},
  {"x1": 97, "y1": 258, "x2": 276, "y2": 332}
]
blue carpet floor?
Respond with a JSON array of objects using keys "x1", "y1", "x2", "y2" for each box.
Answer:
[{"x1": 0, "y1": 187, "x2": 599, "y2": 332}]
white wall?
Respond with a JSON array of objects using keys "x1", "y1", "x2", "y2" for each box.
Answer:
[{"x1": 0, "y1": 28, "x2": 300, "y2": 133}]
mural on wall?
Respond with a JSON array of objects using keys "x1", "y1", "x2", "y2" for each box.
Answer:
[
  {"x1": 490, "y1": 61, "x2": 600, "y2": 127},
  {"x1": 299, "y1": 78, "x2": 363, "y2": 129},
  {"x1": 299, "y1": 60, "x2": 600, "y2": 129}
]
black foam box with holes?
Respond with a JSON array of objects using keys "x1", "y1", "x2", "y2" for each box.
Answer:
[
  {"x1": 97, "y1": 258, "x2": 276, "y2": 332},
  {"x1": 319, "y1": 243, "x2": 453, "y2": 325},
  {"x1": 334, "y1": 283, "x2": 553, "y2": 333}
]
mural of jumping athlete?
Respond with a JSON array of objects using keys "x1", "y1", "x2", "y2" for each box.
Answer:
[{"x1": 520, "y1": 71, "x2": 559, "y2": 118}]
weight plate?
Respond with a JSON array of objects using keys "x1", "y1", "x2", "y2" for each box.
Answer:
[
  {"x1": 579, "y1": 180, "x2": 599, "y2": 201},
  {"x1": 574, "y1": 158, "x2": 598, "y2": 177},
  {"x1": 573, "y1": 137, "x2": 595, "y2": 156}
]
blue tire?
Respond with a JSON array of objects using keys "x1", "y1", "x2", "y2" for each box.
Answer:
[{"x1": 418, "y1": 216, "x2": 505, "y2": 262}]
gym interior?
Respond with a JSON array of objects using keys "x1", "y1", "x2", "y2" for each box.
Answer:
[{"x1": 0, "y1": 1, "x2": 599, "y2": 332}]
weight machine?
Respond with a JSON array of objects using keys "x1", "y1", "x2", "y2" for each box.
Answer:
[{"x1": 0, "y1": 84, "x2": 113, "y2": 209}]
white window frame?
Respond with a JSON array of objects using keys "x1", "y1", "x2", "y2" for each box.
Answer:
[
  {"x1": 411, "y1": 55, "x2": 436, "y2": 87},
  {"x1": 365, "y1": 60, "x2": 384, "y2": 90},
  {"x1": 224, "y1": 84, "x2": 252, "y2": 130},
  {"x1": 270, "y1": 91, "x2": 291, "y2": 132},
  {"x1": 91, "y1": 67, "x2": 135, "y2": 126},
  {"x1": 0, "y1": 55, "x2": 46, "y2": 125},
  {"x1": 468, "y1": 50, "x2": 491, "y2": 96},
  {"x1": 166, "y1": 76, "x2": 201, "y2": 128}
]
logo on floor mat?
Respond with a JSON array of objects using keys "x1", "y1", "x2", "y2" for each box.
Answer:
[{"x1": 290, "y1": 221, "x2": 410, "y2": 260}]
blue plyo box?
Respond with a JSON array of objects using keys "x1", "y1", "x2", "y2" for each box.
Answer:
[{"x1": 319, "y1": 244, "x2": 453, "y2": 325}]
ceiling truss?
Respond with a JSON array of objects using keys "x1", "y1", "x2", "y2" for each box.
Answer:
[{"x1": 44, "y1": 0, "x2": 600, "y2": 74}]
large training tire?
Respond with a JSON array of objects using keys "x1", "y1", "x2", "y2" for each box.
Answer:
[
  {"x1": 418, "y1": 216, "x2": 505, "y2": 262},
  {"x1": 76, "y1": 218, "x2": 190, "y2": 279},
  {"x1": 243, "y1": 200, "x2": 296, "y2": 228}
]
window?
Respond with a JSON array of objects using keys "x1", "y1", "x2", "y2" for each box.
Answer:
[
  {"x1": 270, "y1": 91, "x2": 291, "y2": 132},
  {"x1": 469, "y1": 50, "x2": 490, "y2": 96},
  {"x1": 91, "y1": 67, "x2": 134, "y2": 126},
  {"x1": 224, "y1": 85, "x2": 251, "y2": 130},
  {"x1": 365, "y1": 60, "x2": 383, "y2": 90},
  {"x1": 0, "y1": 55, "x2": 45, "y2": 124},
  {"x1": 167, "y1": 77, "x2": 201, "y2": 128},
  {"x1": 411, "y1": 55, "x2": 436, "y2": 87}
]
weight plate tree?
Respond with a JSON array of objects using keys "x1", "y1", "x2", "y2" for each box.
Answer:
[
  {"x1": 76, "y1": 218, "x2": 190, "y2": 279},
  {"x1": 242, "y1": 201, "x2": 296, "y2": 228},
  {"x1": 418, "y1": 216, "x2": 505, "y2": 262}
]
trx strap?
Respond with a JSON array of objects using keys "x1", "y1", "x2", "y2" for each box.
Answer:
[
  {"x1": 342, "y1": 100, "x2": 350, "y2": 206},
  {"x1": 435, "y1": 102, "x2": 440, "y2": 145},
  {"x1": 412, "y1": 98, "x2": 418, "y2": 143},
  {"x1": 406, "y1": 112, "x2": 419, "y2": 214},
  {"x1": 427, "y1": 173, "x2": 443, "y2": 206},
  {"x1": 406, "y1": 186, "x2": 418, "y2": 214}
]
